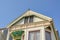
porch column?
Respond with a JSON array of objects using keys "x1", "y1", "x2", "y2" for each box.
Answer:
[
  {"x1": 24, "y1": 29, "x2": 28, "y2": 40},
  {"x1": 40, "y1": 27, "x2": 45, "y2": 40},
  {"x1": 7, "y1": 29, "x2": 9, "y2": 40}
]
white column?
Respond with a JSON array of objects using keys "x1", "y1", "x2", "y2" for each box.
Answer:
[
  {"x1": 40, "y1": 27, "x2": 45, "y2": 40},
  {"x1": 26, "y1": 30, "x2": 28, "y2": 40},
  {"x1": 24, "y1": 29, "x2": 27, "y2": 40},
  {"x1": 24, "y1": 29, "x2": 28, "y2": 40},
  {"x1": 24, "y1": 29, "x2": 26, "y2": 40},
  {"x1": 7, "y1": 29, "x2": 9, "y2": 40}
]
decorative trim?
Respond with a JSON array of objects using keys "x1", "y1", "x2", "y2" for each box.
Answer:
[{"x1": 9, "y1": 21, "x2": 50, "y2": 33}]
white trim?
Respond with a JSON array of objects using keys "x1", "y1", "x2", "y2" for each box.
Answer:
[
  {"x1": 7, "y1": 10, "x2": 52, "y2": 28},
  {"x1": 25, "y1": 26, "x2": 45, "y2": 40},
  {"x1": 41, "y1": 27, "x2": 45, "y2": 40},
  {"x1": 7, "y1": 29, "x2": 9, "y2": 40}
]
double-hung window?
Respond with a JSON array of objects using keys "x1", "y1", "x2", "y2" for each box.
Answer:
[{"x1": 28, "y1": 31, "x2": 40, "y2": 40}]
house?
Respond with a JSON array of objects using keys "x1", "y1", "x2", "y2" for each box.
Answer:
[{"x1": 0, "y1": 10, "x2": 59, "y2": 40}]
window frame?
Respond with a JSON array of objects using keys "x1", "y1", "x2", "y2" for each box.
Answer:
[
  {"x1": 24, "y1": 17, "x2": 29, "y2": 24},
  {"x1": 28, "y1": 30, "x2": 40, "y2": 40},
  {"x1": 29, "y1": 16, "x2": 34, "y2": 23},
  {"x1": 24, "y1": 15, "x2": 34, "y2": 24}
]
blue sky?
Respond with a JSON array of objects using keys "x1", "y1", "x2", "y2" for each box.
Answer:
[{"x1": 0, "y1": 0, "x2": 60, "y2": 34}]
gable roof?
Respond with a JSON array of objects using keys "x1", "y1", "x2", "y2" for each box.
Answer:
[
  {"x1": 7, "y1": 10, "x2": 52, "y2": 28},
  {"x1": 6, "y1": 10, "x2": 59, "y2": 40}
]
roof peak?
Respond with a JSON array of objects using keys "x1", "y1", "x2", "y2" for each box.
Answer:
[{"x1": 7, "y1": 10, "x2": 52, "y2": 28}]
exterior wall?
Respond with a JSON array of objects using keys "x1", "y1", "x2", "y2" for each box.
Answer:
[
  {"x1": 33, "y1": 16, "x2": 44, "y2": 22},
  {"x1": 15, "y1": 16, "x2": 44, "y2": 25},
  {"x1": 24, "y1": 26, "x2": 45, "y2": 40},
  {"x1": 16, "y1": 18, "x2": 24, "y2": 25},
  {"x1": 8, "y1": 20, "x2": 51, "y2": 40},
  {"x1": 2, "y1": 26, "x2": 57, "y2": 40},
  {"x1": 8, "y1": 26, "x2": 45, "y2": 40}
]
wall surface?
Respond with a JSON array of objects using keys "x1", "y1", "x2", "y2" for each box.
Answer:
[
  {"x1": 0, "y1": 31, "x2": 4, "y2": 40},
  {"x1": 16, "y1": 18, "x2": 24, "y2": 25},
  {"x1": 33, "y1": 16, "x2": 44, "y2": 22},
  {"x1": 15, "y1": 16, "x2": 44, "y2": 25}
]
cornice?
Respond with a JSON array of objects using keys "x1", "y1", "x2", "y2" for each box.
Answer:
[{"x1": 9, "y1": 21, "x2": 51, "y2": 32}]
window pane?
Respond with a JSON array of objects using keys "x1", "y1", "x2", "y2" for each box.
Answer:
[
  {"x1": 35, "y1": 31, "x2": 40, "y2": 40},
  {"x1": 28, "y1": 32, "x2": 34, "y2": 40},
  {"x1": 45, "y1": 31, "x2": 51, "y2": 40},
  {"x1": 24, "y1": 17, "x2": 28, "y2": 23},
  {"x1": 28, "y1": 31, "x2": 40, "y2": 40},
  {"x1": 29, "y1": 16, "x2": 33, "y2": 23}
]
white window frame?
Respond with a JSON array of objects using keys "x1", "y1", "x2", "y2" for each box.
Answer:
[
  {"x1": 25, "y1": 27, "x2": 45, "y2": 40},
  {"x1": 28, "y1": 30, "x2": 40, "y2": 40},
  {"x1": 24, "y1": 16, "x2": 34, "y2": 23}
]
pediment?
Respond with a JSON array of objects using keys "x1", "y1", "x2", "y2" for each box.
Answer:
[
  {"x1": 7, "y1": 10, "x2": 52, "y2": 28},
  {"x1": 15, "y1": 16, "x2": 44, "y2": 25}
]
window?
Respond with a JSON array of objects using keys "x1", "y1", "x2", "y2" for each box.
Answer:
[
  {"x1": 28, "y1": 31, "x2": 40, "y2": 40},
  {"x1": 45, "y1": 31, "x2": 51, "y2": 40},
  {"x1": 24, "y1": 16, "x2": 34, "y2": 23},
  {"x1": 29, "y1": 16, "x2": 33, "y2": 23},
  {"x1": 24, "y1": 17, "x2": 28, "y2": 23}
]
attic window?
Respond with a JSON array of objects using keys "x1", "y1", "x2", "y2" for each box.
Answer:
[
  {"x1": 24, "y1": 17, "x2": 28, "y2": 23},
  {"x1": 24, "y1": 16, "x2": 34, "y2": 23},
  {"x1": 29, "y1": 16, "x2": 33, "y2": 23}
]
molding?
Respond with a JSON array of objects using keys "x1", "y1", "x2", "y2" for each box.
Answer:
[
  {"x1": 7, "y1": 10, "x2": 52, "y2": 28},
  {"x1": 9, "y1": 21, "x2": 50, "y2": 33}
]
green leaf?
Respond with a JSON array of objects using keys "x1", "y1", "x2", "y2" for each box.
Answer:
[{"x1": 11, "y1": 30, "x2": 24, "y2": 38}]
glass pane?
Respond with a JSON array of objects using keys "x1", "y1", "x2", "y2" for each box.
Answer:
[
  {"x1": 28, "y1": 31, "x2": 40, "y2": 40},
  {"x1": 29, "y1": 16, "x2": 33, "y2": 23},
  {"x1": 24, "y1": 17, "x2": 28, "y2": 23},
  {"x1": 28, "y1": 32, "x2": 34, "y2": 40},
  {"x1": 35, "y1": 31, "x2": 40, "y2": 40},
  {"x1": 45, "y1": 31, "x2": 51, "y2": 40}
]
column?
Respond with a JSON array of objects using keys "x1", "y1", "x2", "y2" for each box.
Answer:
[{"x1": 40, "y1": 27, "x2": 45, "y2": 40}]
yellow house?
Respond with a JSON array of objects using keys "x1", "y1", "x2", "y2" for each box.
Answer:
[{"x1": 0, "y1": 10, "x2": 59, "y2": 40}]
